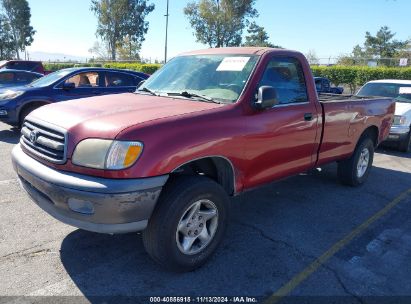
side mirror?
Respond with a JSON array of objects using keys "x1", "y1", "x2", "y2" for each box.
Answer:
[
  {"x1": 255, "y1": 86, "x2": 278, "y2": 110},
  {"x1": 62, "y1": 82, "x2": 75, "y2": 90}
]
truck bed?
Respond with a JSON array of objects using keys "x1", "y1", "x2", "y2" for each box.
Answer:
[
  {"x1": 318, "y1": 93, "x2": 379, "y2": 102},
  {"x1": 317, "y1": 93, "x2": 395, "y2": 166}
]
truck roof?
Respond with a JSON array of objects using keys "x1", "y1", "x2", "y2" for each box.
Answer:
[
  {"x1": 179, "y1": 47, "x2": 298, "y2": 56},
  {"x1": 367, "y1": 79, "x2": 411, "y2": 85}
]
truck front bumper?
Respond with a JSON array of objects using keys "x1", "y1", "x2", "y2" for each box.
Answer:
[
  {"x1": 12, "y1": 145, "x2": 169, "y2": 234},
  {"x1": 386, "y1": 125, "x2": 410, "y2": 142}
]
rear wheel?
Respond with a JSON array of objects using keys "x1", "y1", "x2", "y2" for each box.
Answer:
[
  {"x1": 398, "y1": 131, "x2": 411, "y2": 153},
  {"x1": 338, "y1": 136, "x2": 374, "y2": 186},
  {"x1": 142, "y1": 176, "x2": 230, "y2": 272}
]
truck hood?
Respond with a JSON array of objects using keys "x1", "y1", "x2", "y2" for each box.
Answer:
[
  {"x1": 395, "y1": 101, "x2": 411, "y2": 117},
  {"x1": 29, "y1": 93, "x2": 223, "y2": 138}
]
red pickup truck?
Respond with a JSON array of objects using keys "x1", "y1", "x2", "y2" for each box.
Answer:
[{"x1": 12, "y1": 47, "x2": 395, "y2": 271}]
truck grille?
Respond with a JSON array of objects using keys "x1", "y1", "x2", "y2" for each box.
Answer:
[{"x1": 20, "y1": 119, "x2": 67, "y2": 164}]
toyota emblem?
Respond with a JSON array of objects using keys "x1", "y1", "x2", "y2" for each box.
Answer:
[{"x1": 29, "y1": 131, "x2": 37, "y2": 144}]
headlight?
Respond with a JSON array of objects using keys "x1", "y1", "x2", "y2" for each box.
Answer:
[
  {"x1": 0, "y1": 90, "x2": 24, "y2": 101},
  {"x1": 393, "y1": 115, "x2": 407, "y2": 126},
  {"x1": 72, "y1": 139, "x2": 143, "y2": 170}
]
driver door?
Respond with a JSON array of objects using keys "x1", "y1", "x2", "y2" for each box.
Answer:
[{"x1": 244, "y1": 56, "x2": 320, "y2": 189}]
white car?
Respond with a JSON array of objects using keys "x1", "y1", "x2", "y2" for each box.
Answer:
[{"x1": 357, "y1": 79, "x2": 411, "y2": 152}]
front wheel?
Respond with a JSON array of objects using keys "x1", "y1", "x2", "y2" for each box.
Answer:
[
  {"x1": 337, "y1": 137, "x2": 374, "y2": 186},
  {"x1": 142, "y1": 176, "x2": 230, "y2": 272}
]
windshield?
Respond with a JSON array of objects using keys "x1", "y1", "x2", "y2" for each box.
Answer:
[
  {"x1": 357, "y1": 83, "x2": 411, "y2": 103},
  {"x1": 29, "y1": 70, "x2": 72, "y2": 88},
  {"x1": 141, "y1": 54, "x2": 259, "y2": 103}
]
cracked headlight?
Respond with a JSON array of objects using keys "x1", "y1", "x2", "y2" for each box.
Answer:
[{"x1": 72, "y1": 139, "x2": 143, "y2": 170}]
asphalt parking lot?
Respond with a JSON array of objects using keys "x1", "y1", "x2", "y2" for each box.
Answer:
[{"x1": 1, "y1": 121, "x2": 411, "y2": 304}]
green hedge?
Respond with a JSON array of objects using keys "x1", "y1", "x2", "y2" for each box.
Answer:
[
  {"x1": 101, "y1": 62, "x2": 161, "y2": 74},
  {"x1": 311, "y1": 65, "x2": 411, "y2": 93},
  {"x1": 43, "y1": 62, "x2": 161, "y2": 74},
  {"x1": 43, "y1": 63, "x2": 103, "y2": 71}
]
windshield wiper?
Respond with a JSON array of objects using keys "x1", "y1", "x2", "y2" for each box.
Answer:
[
  {"x1": 167, "y1": 91, "x2": 220, "y2": 103},
  {"x1": 136, "y1": 87, "x2": 157, "y2": 96}
]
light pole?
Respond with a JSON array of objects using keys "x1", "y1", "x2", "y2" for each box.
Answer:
[
  {"x1": 216, "y1": 0, "x2": 220, "y2": 47},
  {"x1": 164, "y1": 0, "x2": 169, "y2": 63}
]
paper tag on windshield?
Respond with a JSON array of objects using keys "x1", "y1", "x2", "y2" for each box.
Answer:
[
  {"x1": 217, "y1": 57, "x2": 250, "y2": 71},
  {"x1": 399, "y1": 87, "x2": 411, "y2": 94}
]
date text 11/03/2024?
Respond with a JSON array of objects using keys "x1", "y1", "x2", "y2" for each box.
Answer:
[{"x1": 149, "y1": 297, "x2": 258, "y2": 303}]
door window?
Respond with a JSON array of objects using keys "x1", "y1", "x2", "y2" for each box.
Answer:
[
  {"x1": 16, "y1": 72, "x2": 40, "y2": 84},
  {"x1": 105, "y1": 72, "x2": 137, "y2": 87},
  {"x1": 64, "y1": 72, "x2": 100, "y2": 88},
  {"x1": 259, "y1": 57, "x2": 308, "y2": 104},
  {"x1": 0, "y1": 72, "x2": 14, "y2": 84}
]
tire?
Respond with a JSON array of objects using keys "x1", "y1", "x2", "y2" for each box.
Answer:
[
  {"x1": 337, "y1": 136, "x2": 374, "y2": 186},
  {"x1": 398, "y1": 131, "x2": 411, "y2": 153},
  {"x1": 142, "y1": 175, "x2": 230, "y2": 272}
]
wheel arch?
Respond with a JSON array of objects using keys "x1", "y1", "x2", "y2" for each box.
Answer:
[
  {"x1": 170, "y1": 156, "x2": 236, "y2": 196},
  {"x1": 360, "y1": 125, "x2": 379, "y2": 147}
]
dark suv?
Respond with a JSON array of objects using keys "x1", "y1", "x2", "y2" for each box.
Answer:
[{"x1": 0, "y1": 67, "x2": 149, "y2": 127}]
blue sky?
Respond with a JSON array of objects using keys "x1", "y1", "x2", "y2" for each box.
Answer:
[{"x1": 27, "y1": 0, "x2": 411, "y2": 61}]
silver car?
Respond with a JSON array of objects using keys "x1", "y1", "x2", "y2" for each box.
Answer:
[{"x1": 357, "y1": 80, "x2": 411, "y2": 152}]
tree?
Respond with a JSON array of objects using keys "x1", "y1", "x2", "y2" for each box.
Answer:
[
  {"x1": 364, "y1": 26, "x2": 408, "y2": 58},
  {"x1": 1, "y1": 0, "x2": 35, "y2": 59},
  {"x1": 91, "y1": 0, "x2": 154, "y2": 60},
  {"x1": 184, "y1": 0, "x2": 258, "y2": 48},
  {"x1": 243, "y1": 22, "x2": 280, "y2": 48},
  {"x1": 352, "y1": 44, "x2": 365, "y2": 58},
  {"x1": 337, "y1": 45, "x2": 366, "y2": 66},
  {"x1": 305, "y1": 49, "x2": 319, "y2": 65},
  {"x1": 0, "y1": 14, "x2": 15, "y2": 59},
  {"x1": 337, "y1": 27, "x2": 409, "y2": 66},
  {"x1": 88, "y1": 40, "x2": 111, "y2": 60},
  {"x1": 117, "y1": 36, "x2": 141, "y2": 61}
]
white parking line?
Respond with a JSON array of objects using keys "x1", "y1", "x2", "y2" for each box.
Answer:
[{"x1": 0, "y1": 179, "x2": 17, "y2": 186}]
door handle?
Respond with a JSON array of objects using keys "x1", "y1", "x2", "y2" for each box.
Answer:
[{"x1": 304, "y1": 113, "x2": 313, "y2": 121}]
